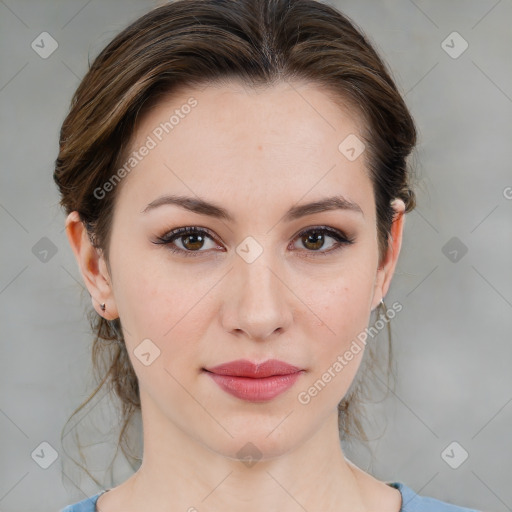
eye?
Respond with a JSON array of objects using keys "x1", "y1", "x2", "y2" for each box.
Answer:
[
  {"x1": 152, "y1": 226, "x2": 221, "y2": 257},
  {"x1": 290, "y1": 226, "x2": 355, "y2": 256},
  {"x1": 152, "y1": 225, "x2": 355, "y2": 257}
]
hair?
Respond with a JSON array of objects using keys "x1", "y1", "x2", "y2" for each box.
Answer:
[{"x1": 54, "y1": 0, "x2": 417, "y2": 488}]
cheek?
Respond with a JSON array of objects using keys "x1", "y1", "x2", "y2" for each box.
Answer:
[
  {"x1": 310, "y1": 286, "x2": 370, "y2": 372},
  {"x1": 306, "y1": 254, "x2": 376, "y2": 331},
  {"x1": 298, "y1": 253, "x2": 376, "y2": 381},
  {"x1": 114, "y1": 269, "x2": 204, "y2": 404},
  {"x1": 297, "y1": 280, "x2": 371, "y2": 407},
  {"x1": 111, "y1": 236, "x2": 185, "y2": 326},
  {"x1": 325, "y1": 276, "x2": 373, "y2": 328},
  {"x1": 113, "y1": 254, "x2": 214, "y2": 371}
]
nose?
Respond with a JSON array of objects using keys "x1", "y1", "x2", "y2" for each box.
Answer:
[{"x1": 220, "y1": 249, "x2": 293, "y2": 342}]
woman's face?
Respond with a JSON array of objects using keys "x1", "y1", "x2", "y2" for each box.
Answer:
[{"x1": 71, "y1": 79, "x2": 404, "y2": 460}]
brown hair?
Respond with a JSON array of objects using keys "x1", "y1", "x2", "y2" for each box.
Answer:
[{"x1": 54, "y1": 0, "x2": 417, "y2": 487}]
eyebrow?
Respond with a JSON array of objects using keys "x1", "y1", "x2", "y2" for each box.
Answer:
[{"x1": 141, "y1": 194, "x2": 364, "y2": 221}]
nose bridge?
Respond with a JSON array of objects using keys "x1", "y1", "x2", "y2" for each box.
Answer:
[{"x1": 224, "y1": 241, "x2": 292, "y2": 340}]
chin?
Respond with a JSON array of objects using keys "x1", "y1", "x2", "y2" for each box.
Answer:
[{"x1": 201, "y1": 418, "x2": 306, "y2": 463}]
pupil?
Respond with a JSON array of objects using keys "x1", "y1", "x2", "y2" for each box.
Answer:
[
  {"x1": 304, "y1": 232, "x2": 323, "y2": 250},
  {"x1": 184, "y1": 234, "x2": 203, "y2": 250}
]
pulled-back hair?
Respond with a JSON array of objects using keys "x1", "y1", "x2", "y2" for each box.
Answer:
[{"x1": 54, "y1": 0, "x2": 417, "y2": 487}]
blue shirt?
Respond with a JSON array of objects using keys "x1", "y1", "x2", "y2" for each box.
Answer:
[{"x1": 60, "y1": 482, "x2": 481, "y2": 511}]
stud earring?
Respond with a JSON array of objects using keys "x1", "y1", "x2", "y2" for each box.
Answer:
[{"x1": 100, "y1": 303, "x2": 106, "y2": 311}]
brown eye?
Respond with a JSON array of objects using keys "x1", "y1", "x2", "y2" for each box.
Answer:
[
  {"x1": 180, "y1": 232, "x2": 207, "y2": 251},
  {"x1": 152, "y1": 226, "x2": 220, "y2": 257},
  {"x1": 301, "y1": 230, "x2": 327, "y2": 251},
  {"x1": 292, "y1": 226, "x2": 354, "y2": 255}
]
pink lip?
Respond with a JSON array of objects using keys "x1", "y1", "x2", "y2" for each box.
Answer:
[{"x1": 203, "y1": 359, "x2": 305, "y2": 402}]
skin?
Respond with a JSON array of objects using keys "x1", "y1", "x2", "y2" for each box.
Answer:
[{"x1": 66, "y1": 79, "x2": 405, "y2": 512}]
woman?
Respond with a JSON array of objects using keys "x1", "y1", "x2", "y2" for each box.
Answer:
[{"x1": 55, "y1": 0, "x2": 481, "y2": 510}]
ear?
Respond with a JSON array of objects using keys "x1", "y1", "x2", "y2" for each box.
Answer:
[
  {"x1": 65, "y1": 211, "x2": 119, "y2": 320},
  {"x1": 371, "y1": 199, "x2": 406, "y2": 311}
]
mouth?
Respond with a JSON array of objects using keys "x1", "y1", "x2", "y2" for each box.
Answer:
[
  {"x1": 203, "y1": 358, "x2": 303, "y2": 378},
  {"x1": 202, "y1": 359, "x2": 305, "y2": 402}
]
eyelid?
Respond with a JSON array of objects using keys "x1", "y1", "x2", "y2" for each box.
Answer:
[
  {"x1": 290, "y1": 225, "x2": 355, "y2": 257},
  {"x1": 293, "y1": 225, "x2": 354, "y2": 243},
  {"x1": 152, "y1": 224, "x2": 355, "y2": 257},
  {"x1": 153, "y1": 226, "x2": 222, "y2": 252}
]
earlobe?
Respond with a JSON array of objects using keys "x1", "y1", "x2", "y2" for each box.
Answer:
[{"x1": 65, "y1": 211, "x2": 119, "y2": 320}]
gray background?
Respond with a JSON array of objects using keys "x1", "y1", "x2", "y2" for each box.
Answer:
[{"x1": 1, "y1": 0, "x2": 511, "y2": 511}]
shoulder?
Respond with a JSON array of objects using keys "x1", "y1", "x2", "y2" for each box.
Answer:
[
  {"x1": 60, "y1": 484, "x2": 482, "y2": 512},
  {"x1": 59, "y1": 490, "x2": 107, "y2": 512},
  {"x1": 388, "y1": 482, "x2": 482, "y2": 512}
]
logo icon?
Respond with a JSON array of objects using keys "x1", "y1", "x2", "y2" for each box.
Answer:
[
  {"x1": 134, "y1": 338, "x2": 161, "y2": 366},
  {"x1": 441, "y1": 32, "x2": 468, "y2": 59},
  {"x1": 31, "y1": 32, "x2": 59, "y2": 59},
  {"x1": 236, "y1": 236, "x2": 263, "y2": 264},
  {"x1": 338, "y1": 134, "x2": 365, "y2": 161},
  {"x1": 442, "y1": 236, "x2": 468, "y2": 263},
  {"x1": 441, "y1": 441, "x2": 469, "y2": 469}
]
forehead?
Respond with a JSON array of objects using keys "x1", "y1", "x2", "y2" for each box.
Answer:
[{"x1": 114, "y1": 79, "x2": 373, "y2": 221}]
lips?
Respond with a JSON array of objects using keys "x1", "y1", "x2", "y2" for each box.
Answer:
[
  {"x1": 203, "y1": 359, "x2": 305, "y2": 402},
  {"x1": 204, "y1": 359, "x2": 302, "y2": 378}
]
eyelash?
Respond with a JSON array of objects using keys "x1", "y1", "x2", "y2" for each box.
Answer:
[{"x1": 152, "y1": 225, "x2": 355, "y2": 258}]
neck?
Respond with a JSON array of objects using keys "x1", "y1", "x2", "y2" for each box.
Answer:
[{"x1": 113, "y1": 392, "x2": 372, "y2": 512}]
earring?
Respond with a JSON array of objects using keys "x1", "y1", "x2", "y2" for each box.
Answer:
[{"x1": 100, "y1": 303, "x2": 106, "y2": 311}]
